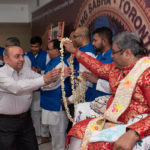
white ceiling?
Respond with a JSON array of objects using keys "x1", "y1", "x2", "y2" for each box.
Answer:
[{"x1": 0, "y1": 0, "x2": 31, "y2": 5}]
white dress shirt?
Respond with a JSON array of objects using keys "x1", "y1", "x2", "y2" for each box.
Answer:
[{"x1": 0, "y1": 64, "x2": 45, "y2": 115}]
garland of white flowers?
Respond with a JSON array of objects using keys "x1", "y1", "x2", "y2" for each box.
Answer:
[
  {"x1": 60, "y1": 38, "x2": 86, "y2": 122},
  {"x1": 60, "y1": 38, "x2": 73, "y2": 122}
]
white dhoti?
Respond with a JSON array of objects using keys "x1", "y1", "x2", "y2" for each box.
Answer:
[
  {"x1": 31, "y1": 91, "x2": 49, "y2": 137},
  {"x1": 42, "y1": 109, "x2": 68, "y2": 150}
]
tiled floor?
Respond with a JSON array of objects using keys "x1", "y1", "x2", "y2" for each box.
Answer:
[
  {"x1": 37, "y1": 137, "x2": 52, "y2": 150},
  {"x1": 39, "y1": 142, "x2": 52, "y2": 150},
  {"x1": 38, "y1": 137, "x2": 68, "y2": 150}
]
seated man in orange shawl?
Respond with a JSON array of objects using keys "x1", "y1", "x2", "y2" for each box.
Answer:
[{"x1": 63, "y1": 31, "x2": 150, "y2": 150}]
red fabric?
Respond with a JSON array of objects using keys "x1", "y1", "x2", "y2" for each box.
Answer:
[
  {"x1": 66, "y1": 118, "x2": 93, "y2": 148},
  {"x1": 127, "y1": 115, "x2": 150, "y2": 139},
  {"x1": 88, "y1": 142, "x2": 113, "y2": 150},
  {"x1": 66, "y1": 53, "x2": 150, "y2": 149}
]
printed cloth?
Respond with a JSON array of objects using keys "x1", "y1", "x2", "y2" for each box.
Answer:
[{"x1": 73, "y1": 95, "x2": 110, "y2": 125}]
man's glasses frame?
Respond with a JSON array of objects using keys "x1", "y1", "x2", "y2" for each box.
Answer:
[
  {"x1": 73, "y1": 34, "x2": 81, "y2": 39},
  {"x1": 112, "y1": 49, "x2": 125, "y2": 55}
]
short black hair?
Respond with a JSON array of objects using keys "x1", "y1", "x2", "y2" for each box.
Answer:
[
  {"x1": 50, "y1": 39, "x2": 60, "y2": 51},
  {"x1": 5, "y1": 37, "x2": 20, "y2": 47},
  {"x1": 93, "y1": 27, "x2": 113, "y2": 45},
  {"x1": 30, "y1": 36, "x2": 42, "y2": 45}
]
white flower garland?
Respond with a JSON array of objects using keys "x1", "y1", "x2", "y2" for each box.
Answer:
[
  {"x1": 60, "y1": 38, "x2": 85, "y2": 122},
  {"x1": 60, "y1": 38, "x2": 73, "y2": 122}
]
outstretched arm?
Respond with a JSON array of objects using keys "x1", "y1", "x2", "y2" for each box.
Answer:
[
  {"x1": 0, "y1": 68, "x2": 60, "y2": 95},
  {"x1": 63, "y1": 41, "x2": 113, "y2": 80}
]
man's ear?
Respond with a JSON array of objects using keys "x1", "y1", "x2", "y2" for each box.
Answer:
[
  {"x1": 102, "y1": 38, "x2": 106, "y2": 45},
  {"x1": 3, "y1": 55, "x2": 8, "y2": 64}
]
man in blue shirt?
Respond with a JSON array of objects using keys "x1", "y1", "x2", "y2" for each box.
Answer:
[
  {"x1": 73, "y1": 27, "x2": 114, "y2": 124},
  {"x1": 25, "y1": 36, "x2": 48, "y2": 72},
  {"x1": 25, "y1": 36, "x2": 50, "y2": 143},
  {"x1": 84, "y1": 27, "x2": 113, "y2": 102},
  {"x1": 41, "y1": 39, "x2": 71, "y2": 150},
  {"x1": 65, "y1": 27, "x2": 96, "y2": 132},
  {"x1": 0, "y1": 46, "x2": 5, "y2": 67},
  {"x1": 67, "y1": 27, "x2": 96, "y2": 104}
]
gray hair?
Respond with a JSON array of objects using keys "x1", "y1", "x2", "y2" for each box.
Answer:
[
  {"x1": 113, "y1": 32, "x2": 147, "y2": 57},
  {"x1": 5, "y1": 37, "x2": 20, "y2": 47}
]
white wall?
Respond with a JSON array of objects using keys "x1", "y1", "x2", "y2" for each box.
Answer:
[
  {"x1": 0, "y1": 0, "x2": 53, "y2": 23},
  {"x1": 38, "y1": 0, "x2": 53, "y2": 10},
  {"x1": 0, "y1": 4, "x2": 29, "y2": 23}
]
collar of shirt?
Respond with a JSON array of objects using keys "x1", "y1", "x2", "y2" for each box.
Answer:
[
  {"x1": 96, "y1": 48, "x2": 112, "y2": 60},
  {"x1": 4, "y1": 64, "x2": 23, "y2": 77},
  {"x1": 79, "y1": 43, "x2": 96, "y2": 55},
  {"x1": 99, "y1": 48, "x2": 112, "y2": 57}
]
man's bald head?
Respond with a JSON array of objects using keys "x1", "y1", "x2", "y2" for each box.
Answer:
[
  {"x1": 75, "y1": 27, "x2": 90, "y2": 39},
  {"x1": 3, "y1": 46, "x2": 20, "y2": 56},
  {"x1": 73, "y1": 26, "x2": 90, "y2": 48}
]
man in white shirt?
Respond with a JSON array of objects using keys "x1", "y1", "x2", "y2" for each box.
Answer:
[{"x1": 0, "y1": 46, "x2": 60, "y2": 150}]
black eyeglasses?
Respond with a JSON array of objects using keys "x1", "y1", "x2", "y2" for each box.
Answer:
[
  {"x1": 112, "y1": 49, "x2": 125, "y2": 54},
  {"x1": 73, "y1": 35, "x2": 81, "y2": 38}
]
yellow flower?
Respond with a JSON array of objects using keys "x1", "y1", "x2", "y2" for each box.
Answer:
[
  {"x1": 144, "y1": 58, "x2": 150, "y2": 63},
  {"x1": 123, "y1": 76, "x2": 133, "y2": 88},
  {"x1": 90, "y1": 124, "x2": 102, "y2": 131}
]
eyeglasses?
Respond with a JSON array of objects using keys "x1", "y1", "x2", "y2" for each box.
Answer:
[
  {"x1": 112, "y1": 49, "x2": 125, "y2": 54},
  {"x1": 73, "y1": 34, "x2": 81, "y2": 38}
]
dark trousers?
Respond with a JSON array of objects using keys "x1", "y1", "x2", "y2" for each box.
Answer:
[
  {"x1": 67, "y1": 104, "x2": 74, "y2": 133},
  {"x1": 0, "y1": 111, "x2": 38, "y2": 150}
]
